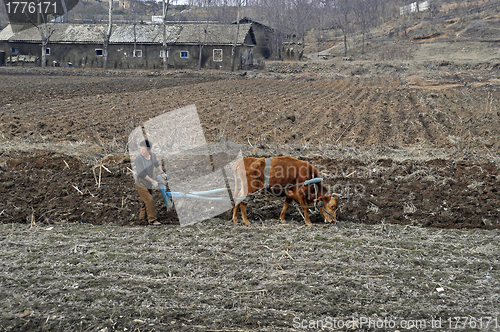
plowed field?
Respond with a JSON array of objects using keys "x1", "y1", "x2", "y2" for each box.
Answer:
[
  {"x1": 2, "y1": 71, "x2": 500, "y2": 151},
  {"x1": 0, "y1": 67, "x2": 499, "y2": 332},
  {"x1": 0, "y1": 68, "x2": 499, "y2": 229}
]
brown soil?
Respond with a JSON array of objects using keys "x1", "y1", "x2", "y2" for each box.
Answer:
[
  {"x1": 2, "y1": 3, "x2": 500, "y2": 330},
  {"x1": 0, "y1": 67, "x2": 499, "y2": 230},
  {"x1": 2, "y1": 148, "x2": 499, "y2": 230},
  {"x1": 2, "y1": 68, "x2": 500, "y2": 152}
]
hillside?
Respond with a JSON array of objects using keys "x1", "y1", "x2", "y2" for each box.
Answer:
[{"x1": 303, "y1": 1, "x2": 500, "y2": 64}]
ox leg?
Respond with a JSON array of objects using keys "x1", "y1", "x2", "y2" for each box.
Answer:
[
  {"x1": 232, "y1": 203, "x2": 239, "y2": 224},
  {"x1": 298, "y1": 197, "x2": 312, "y2": 226},
  {"x1": 286, "y1": 188, "x2": 312, "y2": 226},
  {"x1": 280, "y1": 197, "x2": 292, "y2": 223},
  {"x1": 239, "y1": 203, "x2": 251, "y2": 226},
  {"x1": 302, "y1": 207, "x2": 312, "y2": 226}
]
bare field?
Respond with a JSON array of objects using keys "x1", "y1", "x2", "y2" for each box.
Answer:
[
  {"x1": 0, "y1": 68, "x2": 499, "y2": 229},
  {"x1": 2, "y1": 68, "x2": 500, "y2": 152},
  {"x1": 1, "y1": 221, "x2": 499, "y2": 331},
  {"x1": 0, "y1": 68, "x2": 500, "y2": 331}
]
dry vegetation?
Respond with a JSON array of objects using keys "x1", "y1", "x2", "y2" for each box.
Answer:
[{"x1": 1, "y1": 221, "x2": 499, "y2": 331}]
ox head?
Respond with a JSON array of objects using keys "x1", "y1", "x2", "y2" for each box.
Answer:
[{"x1": 317, "y1": 193, "x2": 341, "y2": 224}]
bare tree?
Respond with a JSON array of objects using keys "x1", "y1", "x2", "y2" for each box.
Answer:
[
  {"x1": 102, "y1": 0, "x2": 113, "y2": 69},
  {"x1": 260, "y1": 0, "x2": 289, "y2": 60},
  {"x1": 290, "y1": 0, "x2": 315, "y2": 61},
  {"x1": 38, "y1": 25, "x2": 55, "y2": 68},
  {"x1": 332, "y1": 0, "x2": 352, "y2": 58},
  {"x1": 130, "y1": 2, "x2": 138, "y2": 60},
  {"x1": 28, "y1": 9, "x2": 56, "y2": 67},
  {"x1": 352, "y1": 0, "x2": 378, "y2": 54},
  {"x1": 230, "y1": 0, "x2": 241, "y2": 71},
  {"x1": 162, "y1": 0, "x2": 170, "y2": 70},
  {"x1": 199, "y1": 0, "x2": 212, "y2": 70}
]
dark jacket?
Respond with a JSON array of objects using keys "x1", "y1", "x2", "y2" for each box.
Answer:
[{"x1": 134, "y1": 153, "x2": 160, "y2": 189}]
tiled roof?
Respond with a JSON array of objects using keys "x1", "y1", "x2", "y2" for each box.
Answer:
[
  {"x1": 6, "y1": 24, "x2": 107, "y2": 43},
  {"x1": 1, "y1": 23, "x2": 254, "y2": 45}
]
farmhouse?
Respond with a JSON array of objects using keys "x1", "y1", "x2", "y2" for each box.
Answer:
[
  {"x1": 0, "y1": 22, "x2": 256, "y2": 70},
  {"x1": 233, "y1": 17, "x2": 275, "y2": 63}
]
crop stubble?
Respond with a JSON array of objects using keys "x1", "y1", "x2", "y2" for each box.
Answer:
[{"x1": 0, "y1": 221, "x2": 499, "y2": 331}]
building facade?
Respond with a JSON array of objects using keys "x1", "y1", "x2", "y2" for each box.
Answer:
[{"x1": 0, "y1": 23, "x2": 256, "y2": 70}]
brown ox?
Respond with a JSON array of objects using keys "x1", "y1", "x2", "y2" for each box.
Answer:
[{"x1": 232, "y1": 156, "x2": 339, "y2": 226}]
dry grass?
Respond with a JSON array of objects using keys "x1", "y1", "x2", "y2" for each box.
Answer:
[{"x1": 0, "y1": 221, "x2": 498, "y2": 331}]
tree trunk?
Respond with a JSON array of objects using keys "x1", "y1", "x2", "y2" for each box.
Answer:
[
  {"x1": 301, "y1": 29, "x2": 305, "y2": 61},
  {"x1": 37, "y1": 13, "x2": 47, "y2": 68},
  {"x1": 231, "y1": 0, "x2": 241, "y2": 72},
  {"x1": 343, "y1": 33, "x2": 347, "y2": 58},
  {"x1": 103, "y1": 0, "x2": 113, "y2": 70},
  {"x1": 199, "y1": 5, "x2": 209, "y2": 71},
  {"x1": 198, "y1": 44, "x2": 204, "y2": 70},
  {"x1": 162, "y1": 0, "x2": 170, "y2": 70},
  {"x1": 103, "y1": 39, "x2": 109, "y2": 69},
  {"x1": 133, "y1": 23, "x2": 137, "y2": 56},
  {"x1": 41, "y1": 35, "x2": 47, "y2": 67},
  {"x1": 294, "y1": 33, "x2": 299, "y2": 61},
  {"x1": 362, "y1": 30, "x2": 365, "y2": 54}
]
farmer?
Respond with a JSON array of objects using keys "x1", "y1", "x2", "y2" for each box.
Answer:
[{"x1": 134, "y1": 140, "x2": 166, "y2": 225}]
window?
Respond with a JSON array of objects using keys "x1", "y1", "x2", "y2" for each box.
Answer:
[
  {"x1": 213, "y1": 49, "x2": 222, "y2": 62},
  {"x1": 134, "y1": 49, "x2": 142, "y2": 57},
  {"x1": 180, "y1": 51, "x2": 189, "y2": 58},
  {"x1": 95, "y1": 49, "x2": 103, "y2": 56},
  {"x1": 11, "y1": 47, "x2": 19, "y2": 54},
  {"x1": 45, "y1": 48, "x2": 50, "y2": 55},
  {"x1": 160, "y1": 50, "x2": 168, "y2": 58}
]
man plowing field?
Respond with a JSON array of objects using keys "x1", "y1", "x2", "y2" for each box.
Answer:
[{"x1": 134, "y1": 140, "x2": 167, "y2": 225}]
